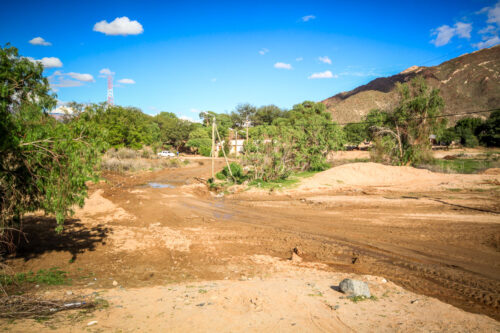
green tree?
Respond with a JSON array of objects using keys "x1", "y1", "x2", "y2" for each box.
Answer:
[
  {"x1": 154, "y1": 112, "x2": 195, "y2": 151},
  {"x1": 478, "y1": 110, "x2": 500, "y2": 147},
  {"x1": 343, "y1": 123, "x2": 366, "y2": 145},
  {"x1": 454, "y1": 117, "x2": 483, "y2": 147},
  {"x1": 186, "y1": 127, "x2": 212, "y2": 156},
  {"x1": 0, "y1": 45, "x2": 104, "y2": 242},
  {"x1": 370, "y1": 77, "x2": 445, "y2": 165},
  {"x1": 243, "y1": 101, "x2": 345, "y2": 180}
]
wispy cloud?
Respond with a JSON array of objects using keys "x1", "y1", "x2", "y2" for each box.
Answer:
[
  {"x1": 430, "y1": 22, "x2": 472, "y2": 46},
  {"x1": 318, "y1": 56, "x2": 332, "y2": 64},
  {"x1": 474, "y1": 1, "x2": 500, "y2": 49},
  {"x1": 301, "y1": 15, "x2": 316, "y2": 22},
  {"x1": 29, "y1": 37, "x2": 51, "y2": 46},
  {"x1": 49, "y1": 71, "x2": 94, "y2": 88},
  {"x1": 296, "y1": 57, "x2": 303, "y2": 62},
  {"x1": 259, "y1": 48, "x2": 269, "y2": 55},
  {"x1": 473, "y1": 35, "x2": 500, "y2": 49},
  {"x1": 117, "y1": 78, "x2": 135, "y2": 84},
  {"x1": 308, "y1": 70, "x2": 336, "y2": 79},
  {"x1": 67, "y1": 72, "x2": 94, "y2": 82},
  {"x1": 274, "y1": 62, "x2": 292, "y2": 70},
  {"x1": 93, "y1": 17, "x2": 144, "y2": 36},
  {"x1": 211, "y1": 78, "x2": 217, "y2": 82},
  {"x1": 486, "y1": 1, "x2": 500, "y2": 26}
]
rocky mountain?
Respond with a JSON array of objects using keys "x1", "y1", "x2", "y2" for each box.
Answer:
[{"x1": 322, "y1": 45, "x2": 500, "y2": 124}]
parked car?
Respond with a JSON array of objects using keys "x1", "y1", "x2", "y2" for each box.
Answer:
[{"x1": 157, "y1": 150, "x2": 175, "y2": 157}]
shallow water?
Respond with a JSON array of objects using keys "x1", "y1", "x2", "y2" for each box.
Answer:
[{"x1": 146, "y1": 182, "x2": 175, "y2": 189}]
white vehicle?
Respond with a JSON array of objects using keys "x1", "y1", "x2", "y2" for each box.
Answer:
[{"x1": 157, "y1": 150, "x2": 175, "y2": 157}]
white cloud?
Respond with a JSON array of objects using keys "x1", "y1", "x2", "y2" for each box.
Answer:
[
  {"x1": 274, "y1": 62, "x2": 292, "y2": 70},
  {"x1": 318, "y1": 56, "x2": 332, "y2": 64},
  {"x1": 296, "y1": 57, "x2": 303, "y2": 61},
  {"x1": 308, "y1": 70, "x2": 336, "y2": 79},
  {"x1": 48, "y1": 71, "x2": 95, "y2": 88},
  {"x1": 431, "y1": 22, "x2": 472, "y2": 46},
  {"x1": 301, "y1": 15, "x2": 316, "y2": 22},
  {"x1": 180, "y1": 115, "x2": 201, "y2": 123},
  {"x1": 67, "y1": 72, "x2": 94, "y2": 82},
  {"x1": 99, "y1": 68, "x2": 114, "y2": 75},
  {"x1": 190, "y1": 108, "x2": 201, "y2": 113},
  {"x1": 93, "y1": 17, "x2": 144, "y2": 36},
  {"x1": 28, "y1": 57, "x2": 63, "y2": 68},
  {"x1": 50, "y1": 79, "x2": 84, "y2": 88},
  {"x1": 487, "y1": 1, "x2": 500, "y2": 26},
  {"x1": 259, "y1": 48, "x2": 269, "y2": 55},
  {"x1": 455, "y1": 22, "x2": 472, "y2": 38},
  {"x1": 431, "y1": 25, "x2": 457, "y2": 46},
  {"x1": 117, "y1": 78, "x2": 135, "y2": 84},
  {"x1": 211, "y1": 78, "x2": 217, "y2": 82},
  {"x1": 29, "y1": 37, "x2": 51, "y2": 46},
  {"x1": 473, "y1": 35, "x2": 500, "y2": 48}
]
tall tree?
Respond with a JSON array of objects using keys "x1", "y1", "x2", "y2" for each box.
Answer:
[{"x1": 0, "y1": 45, "x2": 104, "y2": 244}]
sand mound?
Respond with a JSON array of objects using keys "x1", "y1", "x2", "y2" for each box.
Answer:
[{"x1": 299, "y1": 163, "x2": 441, "y2": 189}]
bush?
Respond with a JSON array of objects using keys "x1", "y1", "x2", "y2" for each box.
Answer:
[
  {"x1": 478, "y1": 110, "x2": 500, "y2": 147},
  {"x1": 219, "y1": 162, "x2": 246, "y2": 184}
]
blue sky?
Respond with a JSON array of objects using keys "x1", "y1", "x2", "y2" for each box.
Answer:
[{"x1": 1, "y1": 0, "x2": 499, "y2": 120}]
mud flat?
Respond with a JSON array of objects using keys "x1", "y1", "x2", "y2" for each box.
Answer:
[{"x1": 2, "y1": 158, "x2": 499, "y2": 331}]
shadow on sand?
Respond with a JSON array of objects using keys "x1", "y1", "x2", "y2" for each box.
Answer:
[{"x1": 7, "y1": 216, "x2": 110, "y2": 262}]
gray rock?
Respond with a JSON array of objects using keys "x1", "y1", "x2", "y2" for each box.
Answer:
[{"x1": 338, "y1": 279, "x2": 371, "y2": 298}]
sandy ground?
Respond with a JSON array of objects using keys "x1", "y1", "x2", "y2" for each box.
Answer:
[
  {"x1": 1, "y1": 154, "x2": 499, "y2": 331},
  {"x1": 4, "y1": 257, "x2": 499, "y2": 332}
]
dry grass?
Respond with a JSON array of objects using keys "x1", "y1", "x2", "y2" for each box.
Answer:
[{"x1": 101, "y1": 147, "x2": 182, "y2": 173}]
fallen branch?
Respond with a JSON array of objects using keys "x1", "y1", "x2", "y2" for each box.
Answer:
[{"x1": 0, "y1": 295, "x2": 95, "y2": 319}]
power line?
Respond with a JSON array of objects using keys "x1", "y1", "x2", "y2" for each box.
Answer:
[{"x1": 337, "y1": 108, "x2": 498, "y2": 126}]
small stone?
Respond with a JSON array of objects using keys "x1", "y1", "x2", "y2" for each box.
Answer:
[
  {"x1": 411, "y1": 299, "x2": 419, "y2": 304},
  {"x1": 381, "y1": 278, "x2": 387, "y2": 283},
  {"x1": 87, "y1": 321, "x2": 98, "y2": 326},
  {"x1": 66, "y1": 291, "x2": 73, "y2": 296},
  {"x1": 338, "y1": 279, "x2": 371, "y2": 298},
  {"x1": 112, "y1": 280, "x2": 118, "y2": 286},
  {"x1": 334, "y1": 305, "x2": 340, "y2": 310},
  {"x1": 196, "y1": 303, "x2": 205, "y2": 307}
]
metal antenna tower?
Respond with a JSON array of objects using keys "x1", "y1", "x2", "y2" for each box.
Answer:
[{"x1": 107, "y1": 75, "x2": 114, "y2": 106}]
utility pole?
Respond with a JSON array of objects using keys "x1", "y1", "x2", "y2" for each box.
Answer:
[
  {"x1": 235, "y1": 129, "x2": 238, "y2": 156},
  {"x1": 211, "y1": 116, "x2": 215, "y2": 179},
  {"x1": 245, "y1": 116, "x2": 249, "y2": 144}
]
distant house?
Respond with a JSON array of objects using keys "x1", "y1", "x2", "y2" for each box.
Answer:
[
  {"x1": 215, "y1": 139, "x2": 245, "y2": 155},
  {"x1": 229, "y1": 139, "x2": 245, "y2": 155}
]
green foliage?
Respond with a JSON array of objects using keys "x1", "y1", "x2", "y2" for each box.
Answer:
[
  {"x1": 154, "y1": 112, "x2": 196, "y2": 151},
  {"x1": 478, "y1": 110, "x2": 500, "y2": 147},
  {"x1": 1, "y1": 45, "x2": 103, "y2": 239},
  {"x1": 0, "y1": 267, "x2": 69, "y2": 286},
  {"x1": 343, "y1": 123, "x2": 366, "y2": 145},
  {"x1": 244, "y1": 101, "x2": 342, "y2": 181},
  {"x1": 370, "y1": 76, "x2": 445, "y2": 165},
  {"x1": 454, "y1": 117, "x2": 483, "y2": 147},
  {"x1": 437, "y1": 127, "x2": 459, "y2": 145}
]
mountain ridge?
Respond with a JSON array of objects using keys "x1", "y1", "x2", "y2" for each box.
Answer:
[{"x1": 322, "y1": 45, "x2": 500, "y2": 124}]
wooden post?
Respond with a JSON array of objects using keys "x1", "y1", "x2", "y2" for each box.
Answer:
[
  {"x1": 235, "y1": 130, "x2": 238, "y2": 156},
  {"x1": 211, "y1": 116, "x2": 215, "y2": 179}
]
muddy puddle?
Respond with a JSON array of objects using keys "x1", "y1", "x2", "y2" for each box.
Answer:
[{"x1": 144, "y1": 182, "x2": 176, "y2": 189}]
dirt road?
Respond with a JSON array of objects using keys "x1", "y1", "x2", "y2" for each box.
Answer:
[{"x1": 3, "y1": 157, "x2": 500, "y2": 330}]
